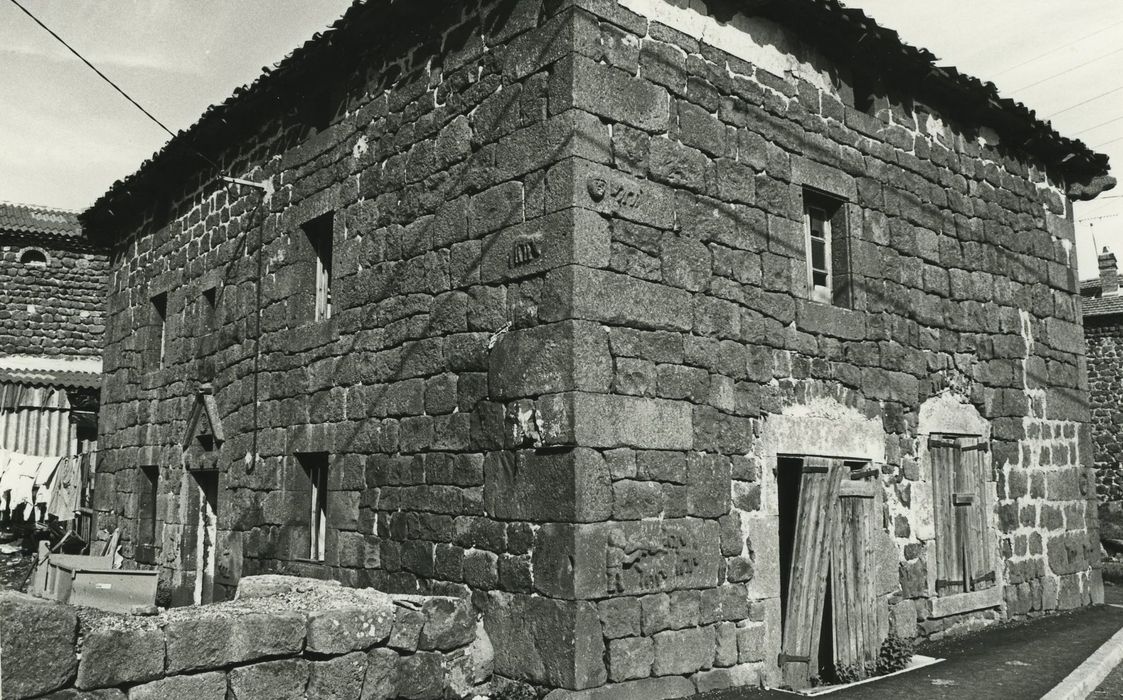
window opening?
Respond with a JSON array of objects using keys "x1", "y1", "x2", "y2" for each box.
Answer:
[
  {"x1": 150, "y1": 293, "x2": 168, "y2": 369},
  {"x1": 299, "y1": 452, "x2": 329, "y2": 561},
  {"x1": 137, "y1": 466, "x2": 159, "y2": 561},
  {"x1": 302, "y1": 214, "x2": 333, "y2": 322},
  {"x1": 802, "y1": 189, "x2": 852, "y2": 308},
  {"x1": 19, "y1": 249, "x2": 48, "y2": 267},
  {"x1": 200, "y1": 287, "x2": 217, "y2": 334}
]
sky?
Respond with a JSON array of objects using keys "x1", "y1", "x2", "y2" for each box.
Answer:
[{"x1": 0, "y1": 1, "x2": 1120, "y2": 278}]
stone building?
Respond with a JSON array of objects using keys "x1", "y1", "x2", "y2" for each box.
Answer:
[
  {"x1": 82, "y1": 0, "x2": 1114, "y2": 695},
  {"x1": 0, "y1": 202, "x2": 105, "y2": 457},
  {"x1": 1081, "y1": 247, "x2": 1123, "y2": 503}
]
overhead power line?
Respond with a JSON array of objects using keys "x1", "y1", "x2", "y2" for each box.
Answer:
[
  {"x1": 1012, "y1": 46, "x2": 1123, "y2": 92},
  {"x1": 1095, "y1": 135, "x2": 1123, "y2": 149},
  {"x1": 1073, "y1": 114, "x2": 1123, "y2": 136},
  {"x1": 993, "y1": 18, "x2": 1123, "y2": 77},
  {"x1": 1046, "y1": 85, "x2": 1123, "y2": 119},
  {"x1": 7, "y1": 0, "x2": 177, "y2": 140},
  {"x1": 6, "y1": 0, "x2": 229, "y2": 176}
]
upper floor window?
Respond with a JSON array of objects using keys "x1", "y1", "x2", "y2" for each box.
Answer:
[
  {"x1": 19, "y1": 248, "x2": 48, "y2": 267},
  {"x1": 929, "y1": 435, "x2": 995, "y2": 596},
  {"x1": 302, "y1": 213, "x2": 334, "y2": 322},
  {"x1": 149, "y1": 293, "x2": 168, "y2": 369},
  {"x1": 199, "y1": 286, "x2": 218, "y2": 334},
  {"x1": 802, "y1": 188, "x2": 853, "y2": 308}
]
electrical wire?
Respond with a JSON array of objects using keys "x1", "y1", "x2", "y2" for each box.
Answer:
[
  {"x1": 992, "y1": 18, "x2": 1123, "y2": 77},
  {"x1": 1012, "y1": 46, "x2": 1123, "y2": 92},
  {"x1": 1095, "y1": 135, "x2": 1123, "y2": 149},
  {"x1": 1046, "y1": 85, "x2": 1123, "y2": 119},
  {"x1": 1073, "y1": 114, "x2": 1123, "y2": 136},
  {"x1": 6, "y1": 0, "x2": 222, "y2": 172}
]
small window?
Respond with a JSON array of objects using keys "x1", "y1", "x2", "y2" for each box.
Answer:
[
  {"x1": 199, "y1": 287, "x2": 217, "y2": 334},
  {"x1": 150, "y1": 293, "x2": 168, "y2": 369},
  {"x1": 136, "y1": 465, "x2": 159, "y2": 562},
  {"x1": 929, "y1": 435, "x2": 995, "y2": 596},
  {"x1": 851, "y1": 71, "x2": 877, "y2": 115},
  {"x1": 298, "y1": 452, "x2": 329, "y2": 561},
  {"x1": 19, "y1": 249, "x2": 48, "y2": 267},
  {"x1": 802, "y1": 189, "x2": 853, "y2": 308},
  {"x1": 302, "y1": 213, "x2": 334, "y2": 322}
]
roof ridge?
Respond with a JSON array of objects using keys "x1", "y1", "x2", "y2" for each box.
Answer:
[{"x1": 0, "y1": 200, "x2": 82, "y2": 215}]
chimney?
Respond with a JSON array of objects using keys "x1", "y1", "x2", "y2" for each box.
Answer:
[{"x1": 1100, "y1": 247, "x2": 1119, "y2": 295}]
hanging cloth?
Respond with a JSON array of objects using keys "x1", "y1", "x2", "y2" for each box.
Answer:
[
  {"x1": 47, "y1": 455, "x2": 82, "y2": 521},
  {"x1": 1, "y1": 453, "x2": 38, "y2": 512}
]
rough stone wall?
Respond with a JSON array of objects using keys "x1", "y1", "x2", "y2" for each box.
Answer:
[
  {"x1": 0, "y1": 233, "x2": 107, "y2": 358},
  {"x1": 92, "y1": 0, "x2": 1103, "y2": 697},
  {"x1": 481, "y1": 1, "x2": 1095, "y2": 695},
  {"x1": 1084, "y1": 315, "x2": 1123, "y2": 501},
  {"x1": 0, "y1": 575, "x2": 489, "y2": 700}
]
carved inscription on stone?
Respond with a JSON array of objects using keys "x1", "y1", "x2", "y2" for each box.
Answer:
[
  {"x1": 586, "y1": 176, "x2": 642, "y2": 210},
  {"x1": 604, "y1": 522, "x2": 710, "y2": 595},
  {"x1": 508, "y1": 233, "x2": 543, "y2": 268}
]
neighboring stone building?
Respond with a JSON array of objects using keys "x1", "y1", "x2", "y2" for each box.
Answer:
[
  {"x1": 1081, "y1": 247, "x2": 1123, "y2": 503},
  {"x1": 0, "y1": 202, "x2": 105, "y2": 457},
  {"x1": 81, "y1": 0, "x2": 1114, "y2": 695}
]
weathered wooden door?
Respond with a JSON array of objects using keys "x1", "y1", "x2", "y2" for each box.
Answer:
[
  {"x1": 780, "y1": 457, "x2": 846, "y2": 688},
  {"x1": 931, "y1": 436, "x2": 993, "y2": 594},
  {"x1": 830, "y1": 471, "x2": 882, "y2": 679}
]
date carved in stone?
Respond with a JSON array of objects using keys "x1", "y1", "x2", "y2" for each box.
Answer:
[
  {"x1": 586, "y1": 176, "x2": 642, "y2": 210},
  {"x1": 606, "y1": 525, "x2": 702, "y2": 594}
]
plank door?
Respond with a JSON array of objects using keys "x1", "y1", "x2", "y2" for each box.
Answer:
[
  {"x1": 830, "y1": 473, "x2": 882, "y2": 678},
  {"x1": 780, "y1": 457, "x2": 846, "y2": 689}
]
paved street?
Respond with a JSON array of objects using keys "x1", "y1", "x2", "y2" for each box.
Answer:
[{"x1": 697, "y1": 593, "x2": 1123, "y2": 700}]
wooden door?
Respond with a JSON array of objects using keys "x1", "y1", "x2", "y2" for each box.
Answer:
[
  {"x1": 780, "y1": 457, "x2": 846, "y2": 689},
  {"x1": 830, "y1": 474, "x2": 881, "y2": 679}
]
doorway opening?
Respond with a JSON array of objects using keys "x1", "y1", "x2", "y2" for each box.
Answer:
[{"x1": 192, "y1": 471, "x2": 219, "y2": 605}]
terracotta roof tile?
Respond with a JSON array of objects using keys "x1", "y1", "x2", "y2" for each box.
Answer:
[
  {"x1": 80, "y1": 0, "x2": 1113, "y2": 236},
  {"x1": 0, "y1": 202, "x2": 82, "y2": 239}
]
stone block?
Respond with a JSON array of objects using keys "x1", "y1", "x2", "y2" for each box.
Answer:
[
  {"x1": 687, "y1": 452, "x2": 731, "y2": 517},
  {"x1": 608, "y1": 637, "x2": 653, "y2": 681},
  {"x1": 419, "y1": 597, "x2": 476, "y2": 651},
  {"x1": 228, "y1": 659, "x2": 309, "y2": 700},
  {"x1": 533, "y1": 518, "x2": 722, "y2": 599},
  {"x1": 488, "y1": 320, "x2": 612, "y2": 398},
  {"x1": 235, "y1": 574, "x2": 342, "y2": 599},
  {"x1": 306, "y1": 595, "x2": 394, "y2": 654},
  {"x1": 165, "y1": 611, "x2": 305, "y2": 674},
  {"x1": 480, "y1": 208, "x2": 611, "y2": 284},
  {"x1": 0, "y1": 592, "x2": 77, "y2": 699},
  {"x1": 542, "y1": 676, "x2": 696, "y2": 700},
  {"x1": 128, "y1": 671, "x2": 227, "y2": 700},
  {"x1": 36, "y1": 689, "x2": 125, "y2": 700},
  {"x1": 692, "y1": 663, "x2": 761, "y2": 693},
  {"x1": 598, "y1": 597, "x2": 641, "y2": 639},
  {"x1": 483, "y1": 592, "x2": 606, "y2": 690},
  {"x1": 553, "y1": 54, "x2": 671, "y2": 132},
  {"x1": 542, "y1": 265, "x2": 691, "y2": 331},
  {"x1": 652, "y1": 625, "x2": 716, "y2": 675},
  {"x1": 547, "y1": 158, "x2": 675, "y2": 229},
  {"x1": 395, "y1": 651, "x2": 448, "y2": 700},
  {"x1": 308, "y1": 652, "x2": 367, "y2": 700},
  {"x1": 76, "y1": 626, "x2": 163, "y2": 689},
  {"x1": 361, "y1": 647, "x2": 399, "y2": 699},
  {"x1": 535, "y1": 391, "x2": 693, "y2": 450},
  {"x1": 390, "y1": 604, "x2": 426, "y2": 651},
  {"x1": 485, "y1": 447, "x2": 612, "y2": 522}
]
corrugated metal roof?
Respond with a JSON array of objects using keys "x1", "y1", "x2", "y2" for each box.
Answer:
[
  {"x1": 80, "y1": 0, "x2": 1114, "y2": 236},
  {"x1": 0, "y1": 202, "x2": 82, "y2": 239},
  {"x1": 0, "y1": 368, "x2": 100, "y2": 390}
]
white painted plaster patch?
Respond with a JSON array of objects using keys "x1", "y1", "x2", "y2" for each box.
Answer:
[{"x1": 619, "y1": 0, "x2": 838, "y2": 95}]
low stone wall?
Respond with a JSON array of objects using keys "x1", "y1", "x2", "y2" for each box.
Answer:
[{"x1": 0, "y1": 575, "x2": 491, "y2": 700}]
